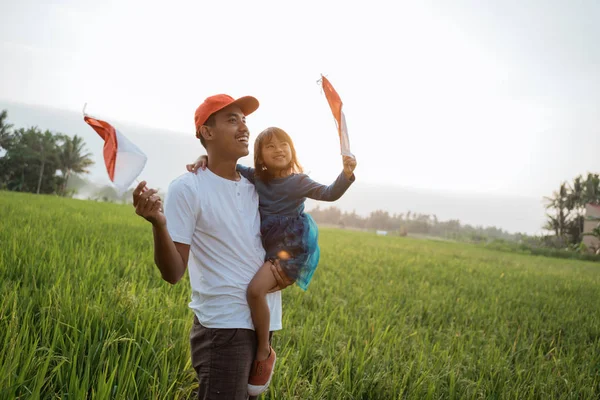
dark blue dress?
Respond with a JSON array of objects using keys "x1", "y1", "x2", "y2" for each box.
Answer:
[{"x1": 237, "y1": 166, "x2": 354, "y2": 290}]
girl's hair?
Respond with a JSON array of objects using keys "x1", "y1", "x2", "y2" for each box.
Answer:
[{"x1": 254, "y1": 127, "x2": 303, "y2": 182}]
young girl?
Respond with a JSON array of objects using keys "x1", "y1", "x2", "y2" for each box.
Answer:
[{"x1": 187, "y1": 127, "x2": 357, "y2": 395}]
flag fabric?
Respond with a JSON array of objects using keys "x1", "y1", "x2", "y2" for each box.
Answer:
[
  {"x1": 320, "y1": 75, "x2": 354, "y2": 158},
  {"x1": 83, "y1": 112, "x2": 147, "y2": 193}
]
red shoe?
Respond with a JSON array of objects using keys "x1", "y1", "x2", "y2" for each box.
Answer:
[{"x1": 248, "y1": 347, "x2": 277, "y2": 396}]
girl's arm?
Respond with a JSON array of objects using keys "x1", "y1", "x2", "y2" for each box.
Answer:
[
  {"x1": 299, "y1": 172, "x2": 354, "y2": 201},
  {"x1": 186, "y1": 155, "x2": 207, "y2": 173},
  {"x1": 236, "y1": 164, "x2": 256, "y2": 184},
  {"x1": 299, "y1": 156, "x2": 357, "y2": 201},
  {"x1": 186, "y1": 156, "x2": 256, "y2": 185}
]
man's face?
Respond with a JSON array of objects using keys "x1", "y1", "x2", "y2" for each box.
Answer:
[{"x1": 205, "y1": 104, "x2": 250, "y2": 158}]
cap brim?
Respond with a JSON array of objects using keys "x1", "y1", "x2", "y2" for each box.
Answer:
[{"x1": 230, "y1": 96, "x2": 259, "y2": 117}]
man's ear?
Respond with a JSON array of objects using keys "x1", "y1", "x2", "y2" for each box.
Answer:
[{"x1": 197, "y1": 125, "x2": 213, "y2": 142}]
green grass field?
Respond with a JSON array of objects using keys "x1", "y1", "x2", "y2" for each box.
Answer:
[{"x1": 1, "y1": 190, "x2": 600, "y2": 399}]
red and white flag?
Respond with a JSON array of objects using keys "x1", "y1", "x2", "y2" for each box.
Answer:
[
  {"x1": 320, "y1": 75, "x2": 354, "y2": 158},
  {"x1": 83, "y1": 108, "x2": 147, "y2": 193}
]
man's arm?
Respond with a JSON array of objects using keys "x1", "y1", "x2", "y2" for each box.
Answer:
[
  {"x1": 133, "y1": 181, "x2": 190, "y2": 284},
  {"x1": 152, "y1": 225, "x2": 189, "y2": 284}
]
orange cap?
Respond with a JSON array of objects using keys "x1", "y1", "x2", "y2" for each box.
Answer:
[{"x1": 194, "y1": 94, "x2": 259, "y2": 132}]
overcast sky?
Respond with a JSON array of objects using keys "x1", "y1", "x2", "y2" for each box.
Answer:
[{"x1": 1, "y1": 0, "x2": 599, "y2": 199}]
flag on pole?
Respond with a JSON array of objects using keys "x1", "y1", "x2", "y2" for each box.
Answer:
[
  {"x1": 83, "y1": 106, "x2": 147, "y2": 193},
  {"x1": 320, "y1": 75, "x2": 354, "y2": 158}
]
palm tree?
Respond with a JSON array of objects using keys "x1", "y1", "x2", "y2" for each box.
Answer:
[
  {"x1": 544, "y1": 182, "x2": 571, "y2": 237},
  {"x1": 569, "y1": 175, "x2": 584, "y2": 241},
  {"x1": 33, "y1": 130, "x2": 60, "y2": 194},
  {"x1": 0, "y1": 109, "x2": 13, "y2": 149},
  {"x1": 58, "y1": 134, "x2": 94, "y2": 196},
  {"x1": 584, "y1": 173, "x2": 600, "y2": 205}
]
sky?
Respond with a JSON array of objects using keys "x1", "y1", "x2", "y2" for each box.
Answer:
[{"x1": 1, "y1": 0, "x2": 599, "y2": 205}]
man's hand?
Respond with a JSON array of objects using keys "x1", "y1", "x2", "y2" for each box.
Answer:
[
  {"x1": 133, "y1": 181, "x2": 166, "y2": 227},
  {"x1": 186, "y1": 155, "x2": 208, "y2": 174},
  {"x1": 268, "y1": 259, "x2": 294, "y2": 293},
  {"x1": 343, "y1": 155, "x2": 357, "y2": 179}
]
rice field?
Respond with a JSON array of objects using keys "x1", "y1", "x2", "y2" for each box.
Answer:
[{"x1": 1, "y1": 190, "x2": 599, "y2": 399}]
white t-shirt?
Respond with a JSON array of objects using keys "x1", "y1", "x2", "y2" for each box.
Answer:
[{"x1": 164, "y1": 169, "x2": 282, "y2": 331}]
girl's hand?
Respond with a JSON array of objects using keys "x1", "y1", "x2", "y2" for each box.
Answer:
[
  {"x1": 343, "y1": 155, "x2": 357, "y2": 179},
  {"x1": 186, "y1": 155, "x2": 208, "y2": 174}
]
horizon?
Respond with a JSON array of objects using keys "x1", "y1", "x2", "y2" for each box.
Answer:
[
  {"x1": 0, "y1": 98, "x2": 567, "y2": 202},
  {"x1": 0, "y1": 100, "x2": 549, "y2": 235}
]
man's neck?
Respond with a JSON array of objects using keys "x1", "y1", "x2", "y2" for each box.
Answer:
[{"x1": 206, "y1": 153, "x2": 239, "y2": 181}]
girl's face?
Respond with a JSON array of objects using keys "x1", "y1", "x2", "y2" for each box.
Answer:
[{"x1": 261, "y1": 136, "x2": 292, "y2": 173}]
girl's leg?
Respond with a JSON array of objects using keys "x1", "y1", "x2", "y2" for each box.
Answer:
[{"x1": 247, "y1": 260, "x2": 279, "y2": 361}]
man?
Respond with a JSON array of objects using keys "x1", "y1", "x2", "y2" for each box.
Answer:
[{"x1": 132, "y1": 94, "x2": 292, "y2": 399}]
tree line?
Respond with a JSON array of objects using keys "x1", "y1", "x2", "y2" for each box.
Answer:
[
  {"x1": 308, "y1": 206, "x2": 517, "y2": 242},
  {"x1": 543, "y1": 173, "x2": 600, "y2": 249},
  {"x1": 0, "y1": 110, "x2": 94, "y2": 195}
]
